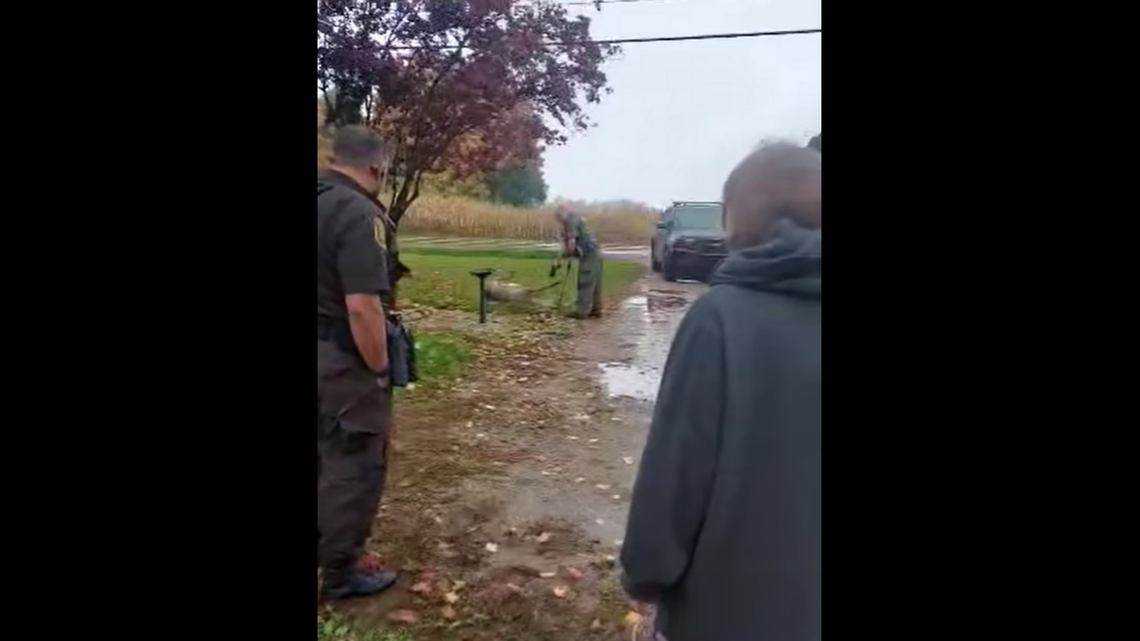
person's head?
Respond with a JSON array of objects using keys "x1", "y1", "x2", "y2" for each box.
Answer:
[
  {"x1": 553, "y1": 203, "x2": 573, "y2": 224},
  {"x1": 722, "y1": 141, "x2": 821, "y2": 250},
  {"x1": 328, "y1": 125, "x2": 390, "y2": 197}
]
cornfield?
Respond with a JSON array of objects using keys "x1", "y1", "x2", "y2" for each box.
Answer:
[
  {"x1": 318, "y1": 121, "x2": 657, "y2": 245},
  {"x1": 401, "y1": 196, "x2": 657, "y2": 245}
]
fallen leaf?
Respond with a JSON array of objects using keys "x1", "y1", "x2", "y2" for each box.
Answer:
[
  {"x1": 388, "y1": 610, "x2": 419, "y2": 625},
  {"x1": 595, "y1": 484, "x2": 611, "y2": 491},
  {"x1": 536, "y1": 532, "x2": 552, "y2": 544},
  {"x1": 410, "y1": 581, "x2": 433, "y2": 595},
  {"x1": 564, "y1": 566, "x2": 585, "y2": 581},
  {"x1": 360, "y1": 553, "x2": 386, "y2": 572},
  {"x1": 485, "y1": 543, "x2": 499, "y2": 554},
  {"x1": 623, "y1": 457, "x2": 635, "y2": 465},
  {"x1": 444, "y1": 591, "x2": 460, "y2": 604},
  {"x1": 624, "y1": 610, "x2": 644, "y2": 629},
  {"x1": 540, "y1": 572, "x2": 557, "y2": 579},
  {"x1": 553, "y1": 585, "x2": 572, "y2": 599}
]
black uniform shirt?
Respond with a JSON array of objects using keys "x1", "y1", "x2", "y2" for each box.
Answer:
[{"x1": 317, "y1": 171, "x2": 391, "y2": 320}]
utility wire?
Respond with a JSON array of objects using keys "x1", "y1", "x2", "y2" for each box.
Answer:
[
  {"x1": 318, "y1": 21, "x2": 821, "y2": 47},
  {"x1": 592, "y1": 29, "x2": 819, "y2": 45},
  {"x1": 560, "y1": 0, "x2": 681, "y2": 5}
]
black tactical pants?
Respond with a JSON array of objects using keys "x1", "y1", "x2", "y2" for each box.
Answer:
[{"x1": 317, "y1": 340, "x2": 391, "y2": 583}]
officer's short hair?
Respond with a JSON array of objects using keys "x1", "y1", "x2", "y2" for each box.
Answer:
[
  {"x1": 722, "y1": 141, "x2": 821, "y2": 250},
  {"x1": 331, "y1": 125, "x2": 389, "y2": 168}
]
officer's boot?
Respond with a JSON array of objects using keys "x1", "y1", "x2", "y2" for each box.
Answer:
[{"x1": 320, "y1": 565, "x2": 399, "y2": 601}]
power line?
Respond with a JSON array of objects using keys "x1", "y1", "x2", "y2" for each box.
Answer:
[
  {"x1": 317, "y1": 22, "x2": 821, "y2": 47},
  {"x1": 560, "y1": 0, "x2": 678, "y2": 5},
  {"x1": 592, "y1": 28, "x2": 819, "y2": 45}
]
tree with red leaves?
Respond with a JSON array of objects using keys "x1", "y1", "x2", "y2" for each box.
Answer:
[{"x1": 318, "y1": 0, "x2": 616, "y2": 224}]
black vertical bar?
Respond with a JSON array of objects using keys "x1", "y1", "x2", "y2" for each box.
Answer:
[{"x1": 478, "y1": 276, "x2": 488, "y2": 324}]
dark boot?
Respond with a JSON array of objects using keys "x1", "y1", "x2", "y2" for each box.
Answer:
[{"x1": 320, "y1": 570, "x2": 399, "y2": 601}]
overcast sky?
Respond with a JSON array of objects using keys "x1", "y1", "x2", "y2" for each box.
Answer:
[{"x1": 543, "y1": 0, "x2": 822, "y2": 207}]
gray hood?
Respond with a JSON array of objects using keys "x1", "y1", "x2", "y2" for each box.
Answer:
[{"x1": 710, "y1": 219, "x2": 821, "y2": 298}]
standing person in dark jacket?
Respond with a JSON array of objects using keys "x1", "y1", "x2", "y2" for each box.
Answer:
[
  {"x1": 317, "y1": 125, "x2": 399, "y2": 600},
  {"x1": 621, "y1": 142, "x2": 821, "y2": 641}
]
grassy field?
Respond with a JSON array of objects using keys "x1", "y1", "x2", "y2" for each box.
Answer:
[
  {"x1": 400, "y1": 196, "x2": 656, "y2": 245},
  {"x1": 398, "y1": 245, "x2": 559, "y2": 260},
  {"x1": 411, "y1": 331, "x2": 471, "y2": 381},
  {"x1": 400, "y1": 247, "x2": 644, "y2": 314}
]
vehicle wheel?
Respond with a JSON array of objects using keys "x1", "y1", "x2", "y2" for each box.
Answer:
[
  {"x1": 650, "y1": 243, "x2": 661, "y2": 271},
  {"x1": 663, "y1": 255, "x2": 679, "y2": 282}
]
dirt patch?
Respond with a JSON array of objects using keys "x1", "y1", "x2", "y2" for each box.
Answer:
[{"x1": 321, "y1": 275, "x2": 705, "y2": 640}]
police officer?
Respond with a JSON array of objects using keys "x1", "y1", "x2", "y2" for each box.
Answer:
[
  {"x1": 317, "y1": 125, "x2": 398, "y2": 600},
  {"x1": 554, "y1": 204, "x2": 604, "y2": 319}
]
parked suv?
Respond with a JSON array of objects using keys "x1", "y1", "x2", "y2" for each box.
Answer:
[{"x1": 650, "y1": 201, "x2": 728, "y2": 282}]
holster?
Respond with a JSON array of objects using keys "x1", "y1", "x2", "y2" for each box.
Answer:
[
  {"x1": 317, "y1": 314, "x2": 418, "y2": 388},
  {"x1": 386, "y1": 314, "x2": 418, "y2": 387}
]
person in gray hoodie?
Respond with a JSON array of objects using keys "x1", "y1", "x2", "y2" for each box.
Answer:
[{"x1": 621, "y1": 141, "x2": 821, "y2": 641}]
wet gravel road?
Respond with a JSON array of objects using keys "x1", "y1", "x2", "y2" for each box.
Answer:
[{"x1": 453, "y1": 269, "x2": 709, "y2": 550}]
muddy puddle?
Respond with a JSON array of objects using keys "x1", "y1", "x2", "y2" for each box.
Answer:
[{"x1": 597, "y1": 289, "x2": 696, "y2": 404}]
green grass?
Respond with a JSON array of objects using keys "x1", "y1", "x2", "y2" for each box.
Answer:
[
  {"x1": 401, "y1": 250, "x2": 644, "y2": 313},
  {"x1": 413, "y1": 331, "x2": 471, "y2": 382},
  {"x1": 399, "y1": 245, "x2": 559, "y2": 260},
  {"x1": 392, "y1": 330, "x2": 471, "y2": 401},
  {"x1": 317, "y1": 615, "x2": 412, "y2": 641}
]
